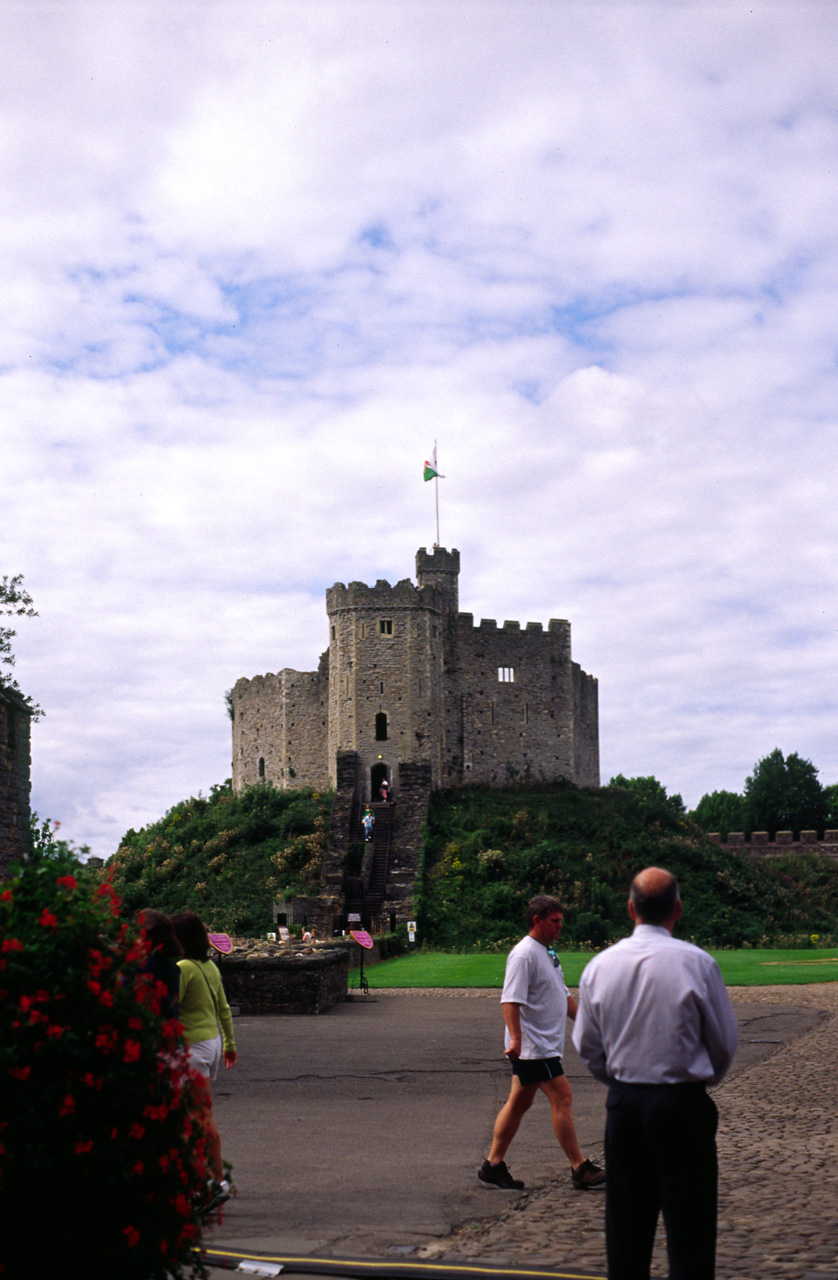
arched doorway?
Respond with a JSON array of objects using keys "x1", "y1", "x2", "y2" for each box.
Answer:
[{"x1": 371, "y1": 762, "x2": 389, "y2": 801}]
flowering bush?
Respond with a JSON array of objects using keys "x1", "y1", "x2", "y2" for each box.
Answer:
[{"x1": 0, "y1": 853, "x2": 210, "y2": 1279}]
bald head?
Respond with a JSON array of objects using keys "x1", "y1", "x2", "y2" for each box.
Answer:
[{"x1": 629, "y1": 866, "x2": 681, "y2": 929}]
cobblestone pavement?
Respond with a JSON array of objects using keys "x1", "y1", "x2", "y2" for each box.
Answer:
[{"x1": 404, "y1": 984, "x2": 838, "y2": 1280}]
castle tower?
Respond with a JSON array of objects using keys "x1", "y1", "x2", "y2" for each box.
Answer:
[
  {"x1": 415, "y1": 546, "x2": 460, "y2": 615},
  {"x1": 324, "y1": 555, "x2": 456, "y2": 800}
]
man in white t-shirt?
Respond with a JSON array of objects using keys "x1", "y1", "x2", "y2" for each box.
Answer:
[{"x1": 478, "y1": 895, "x2": 606, "y2": 1191}]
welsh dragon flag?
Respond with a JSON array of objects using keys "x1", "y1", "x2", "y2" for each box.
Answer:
[{"x1": 424, "y1": 445, "x2": 445, "y2": 481}]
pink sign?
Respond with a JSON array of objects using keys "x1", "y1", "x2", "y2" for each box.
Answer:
[
  {"x1": 350, "y1": 929, "x2": 374, "y2": 950},
  {"x1": 209, "y1": 933, "x2": 232, "y2": 954}
]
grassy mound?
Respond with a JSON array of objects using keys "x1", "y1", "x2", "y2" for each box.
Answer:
[
  {"x1": 107, "y1": 781, "x2": 332, "y2": 934},
  {"x1": 416, "y1": 781, "x2": 838, "y2": 949}
]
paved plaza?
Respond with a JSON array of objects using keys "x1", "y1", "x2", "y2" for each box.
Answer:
[{"x1": 205, "y1": 983, "x2": 837, "y2": 1279}]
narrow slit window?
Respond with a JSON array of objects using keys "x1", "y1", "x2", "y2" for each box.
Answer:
[
  {"x1": 498, "y1": 666, "x2": 515, "y2": 683},
  {"x1": 375, "y1": 712, "x2": 388, "y2": 741},
  {"x1": 258, "y1": 757, "x2": 265, "y2": 778}
]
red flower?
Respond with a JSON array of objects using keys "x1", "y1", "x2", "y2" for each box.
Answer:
[
  {"x1": 74, "y1": 1139, "x2": 94, "y2": 1154},
  {"x1": 128, "y1": 1017, "x2": 142, "y2": 1031},
  {"x1": 59, "y1": 1094, "x2": 76, "y2": 1118},
  {"x1": 81, "y1": 1072, "x2": 102, "y2": 1090},
  {"x1": 8, "y1": 1067, "x2": 30, "y2": 1081},
  {"x1": 129, "y1": 1123, "x2": 146, "y2": 1141},
  {"x1": 131, "y1": 1161, "x2": 144, "y2": 1177},
  {"x1": 56, "y1": 875, "x2": 77, "y2": 890},
  {"x1": 46, "y1": 1025, "x2": 65, "y2": 1038},
  {"x1": 1, "y1": 939, "x2": 23, "y2": 953},
  {"x1": 95, "y1": 1026, "x2": 118, "y2": 1054},
  {"x1": 1, "y1": 889, "x2": 12, "y2": 901},
  {"x1": 122, "y1": 1226, "x2": 140, "y2": 1248},
  {"x1": 123, "y1": 1040, "x2": 141, "y2": 1063},
  {"x1": 173, "y1": 1193, "x2": 190, "y2": 1218},
  {"x1": 38, "y1": 909, "x2": 58, "y2": 929}
]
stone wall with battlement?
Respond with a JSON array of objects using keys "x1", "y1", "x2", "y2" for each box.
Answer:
[
  {"x1": 710, "y1": 831, "x2": 838, "y2": 861},
  {"x1": 232, "y1": 548, "x2": 599, "y2": 799}
]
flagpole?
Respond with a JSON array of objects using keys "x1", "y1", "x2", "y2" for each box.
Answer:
[{"x1": 434, "y1": 438, "x2": 440, "y2": 547}]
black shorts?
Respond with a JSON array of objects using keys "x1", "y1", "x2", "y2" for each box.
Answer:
[{"x1": 512, "y1": 1056, "x2": 565, "y2": 1086}]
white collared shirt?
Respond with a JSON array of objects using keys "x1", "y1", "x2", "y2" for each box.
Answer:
[{"x1": 572, "y1": 924, "x2": 738, "y2": 1086}]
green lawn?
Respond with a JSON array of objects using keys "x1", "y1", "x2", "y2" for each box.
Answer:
[{"x1": 364, "y1": 948, "x2": 838, "y2": 988}]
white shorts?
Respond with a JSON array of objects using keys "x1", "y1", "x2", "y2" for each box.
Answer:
[{"x1": 189, "y1": 1034, "x2": 222, "y2": 1080}]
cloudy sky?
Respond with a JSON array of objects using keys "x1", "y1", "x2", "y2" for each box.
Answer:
[{"x1": 3, "y1": 2, "x2": 838, "y2": 859}]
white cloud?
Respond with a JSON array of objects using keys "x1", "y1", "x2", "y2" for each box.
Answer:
[{"x1": 3, "y1": 2, "x2": 838, "y2": 857}]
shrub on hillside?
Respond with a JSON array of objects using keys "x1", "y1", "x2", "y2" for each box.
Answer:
[
  {"x1": 0, "y1": 853, "x2": 209, "y2": 1279},
  {"x1": 108, "y1": 781, "x2": 333, "y2": 934},
  {"x1": 416, "y1": 782, "x2": 838, "y2": 949}
]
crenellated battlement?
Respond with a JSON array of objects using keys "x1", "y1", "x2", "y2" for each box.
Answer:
[
  {"x1": 326, "y1": 577, "x2": 437, "y2": 613},
  {"x1": 712, "y1": 831, "x2": 838, "y2": 861}
]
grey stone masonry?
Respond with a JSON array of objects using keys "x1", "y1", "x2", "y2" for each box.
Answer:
[
  {"x1": 232, "y1": 547, "x2": 599, "y2": 802},
  {"x1": 0, "y1": 688, "x2": 32, "y2": 878},
  {"x1": 711, "y1": 831, "x2": 838, "y2": 862}
]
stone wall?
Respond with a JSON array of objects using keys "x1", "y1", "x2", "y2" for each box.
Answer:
[
  {"x1": 232, "y1": 660, "x2": 330, "y2": 792},
  {"x1": 448, "y1": 614, "x2": 594, "y2": 787},
  {"x1": 216, "y1": 948, "x2": 348, "y2": 1014},
  {"x1": 0, "y1": 689, "x2": 32, "y2": 878},
  {"x1": 710, "y1": 831, "x2": 838, "y2": 862}
]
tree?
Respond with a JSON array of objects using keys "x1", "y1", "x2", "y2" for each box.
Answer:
[
  {"x1": 609, "y1": 774, "x2": 685, "y2": 825},
  {"x1": 824, "y1": 783, "x2": 838, "y2": 830},
  {"x1": 1, "y1": 573, "x2": 42, "y2": 718},
  {"x1": 691, "y1": 790, "x2": 746, "y2": 838},
  {"x1": 743, "y1": 748, "x2": 827, "y2": 837}
]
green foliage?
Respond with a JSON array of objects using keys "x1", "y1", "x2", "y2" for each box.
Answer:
[
  {"x1": 825, "y1": 783, "x2": 838, "y2": 828},
  {"x1": 107, "y1": 781, "x2": 334, "y2": 934},
  {"x1": 744, "y1": 748, "x2": 827, "y2": 837},
  {"x1": 417, "y1": 781, "x2": 838, "y2": 950},
  {"x1": 29, "y1": 811, "x2": 91, "y2": 863},
  {"x1": 0, "y1": 852, "x2": 208, "y2": 1278},
  {"x1": 0, "y1": 572, "x2": 43, "y2": 718},
  {"x1": 609, "y1": 774, "x2": 685, "y2": 821},
  {"x1": 691, "y1": 790, "x2": 746, "y2": 839}
]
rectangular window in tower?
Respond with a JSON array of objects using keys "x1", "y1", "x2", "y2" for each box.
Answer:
[
  {"x1": 498, "y1": 667, "x2": 515, "y2": 683},
  {"x1": 379, "y1": 619, "x2": 393, "y2": 635},
  {"x1": 379, "y1": 681, "x2": 384, "y2": 694},
  {"x1": 331, "y1": 625, "x2": 336, "y2": 641},
  {"x1": 359, "y1": 622, "x2": 366, "y2": 638},
  {"x1": 375, "y1": 712, "x2": 388, "y2": 741}
]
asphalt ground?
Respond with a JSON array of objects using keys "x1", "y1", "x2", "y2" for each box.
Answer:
[{"x1": 199, "y1": 989, "x2": 826, "y2": 1278}]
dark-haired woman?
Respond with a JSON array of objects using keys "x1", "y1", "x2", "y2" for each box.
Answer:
[
  {"x1": 171, "y1": 911, "x2": 237, "y2": 1206},
  {"x1": 138, "y1": 909, "x2": 183, "y2": 1017}
]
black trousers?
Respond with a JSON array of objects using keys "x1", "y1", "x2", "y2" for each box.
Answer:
[{"x1": 605, "y1": 1081, "x2": 718, "y2": 1280}]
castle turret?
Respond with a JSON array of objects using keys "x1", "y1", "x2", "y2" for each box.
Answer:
[{"x1": 416, "y1": 546, "x2": 459, "y2": 614}]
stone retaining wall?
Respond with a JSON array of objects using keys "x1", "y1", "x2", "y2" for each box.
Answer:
[
  {"x1": 710, "y1": 830, "x2": 838, "y2": 861},
  {"x1": 216, "y1": 947, "x2": 348, "y2": 1015}
]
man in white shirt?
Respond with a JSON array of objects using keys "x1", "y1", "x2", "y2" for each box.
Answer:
[
  {"x1": 573, "y1": 866, "x2": 739, "y2": 1280},
  {"x1": 478, "y1": 894, "x2": 606, "y2": 1191}
]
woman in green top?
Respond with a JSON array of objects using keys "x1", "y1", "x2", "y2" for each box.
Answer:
[{"x1": 171, "y1": 912, "x2": 236, "y2": 1197}]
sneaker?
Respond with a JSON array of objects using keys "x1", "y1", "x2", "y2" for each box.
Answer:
[
  {"x1": 204, "y1": 1179, "x2": 231, "y2": 1214},
  {"x1": 478, "y1": 1159, "x2": 524, "y2": 1190},
  {"x1": 571, "y1": 1159, "x2": 606, "y2": 1190}
]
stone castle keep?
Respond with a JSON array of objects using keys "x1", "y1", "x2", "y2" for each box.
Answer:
[
  {"x1": 232, "y1": 547, "x2": 599, "y2": 801},
  {"x1": 231, "y1": 547, "x2": 598, "y2": 929}
]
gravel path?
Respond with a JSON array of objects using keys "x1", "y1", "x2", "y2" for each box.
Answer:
[{"x1": 381, "y1": 984, "x2": 838, "y2": 1280}]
